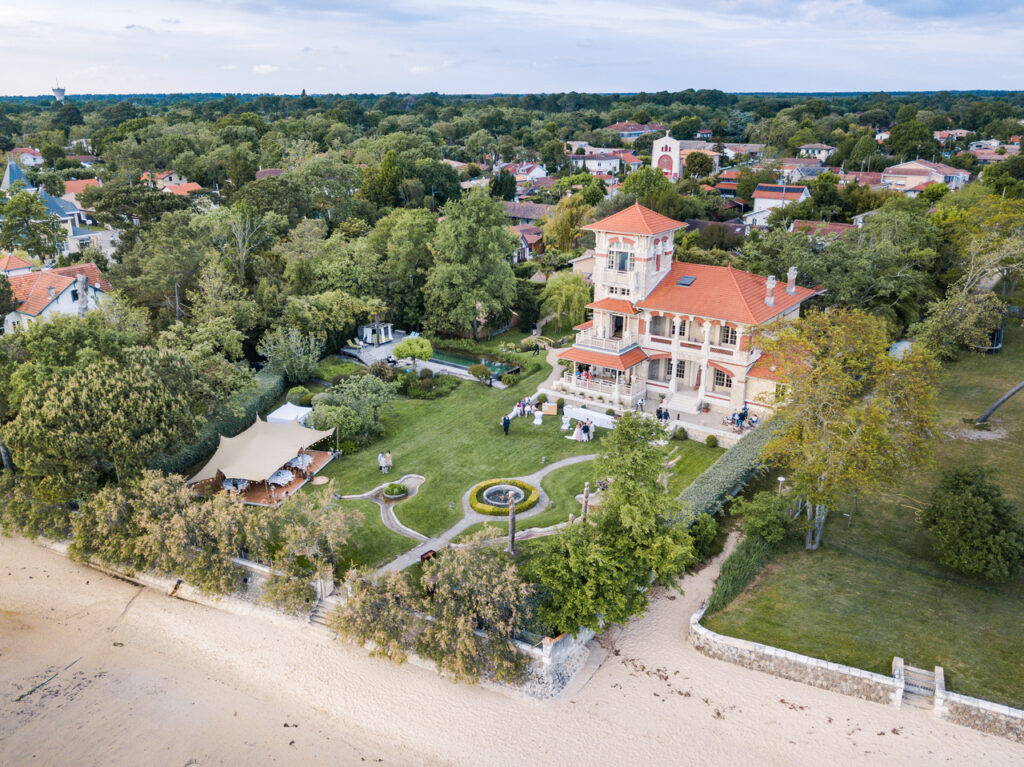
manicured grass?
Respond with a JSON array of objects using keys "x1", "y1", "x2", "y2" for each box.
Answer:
[
  {"x1": 330, "y1": 499, "x2": 418, "y2": 575},
  {"x1": 539, "y1": 316, "x2": 577, "y2": 340},
  {"x1": 319, "y1": 357, "x2": 602, "y2": 537},
  {"x1": 666, "y1": 440, "x2": 725, "y2": 498},
  {"x1": 704, "y1": 324, "x2": 1024, "y2": 707}
]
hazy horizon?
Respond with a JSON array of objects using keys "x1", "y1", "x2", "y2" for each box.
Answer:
[{"x1": 1, "y1": 1, "x2": 1022, "y2": 97}]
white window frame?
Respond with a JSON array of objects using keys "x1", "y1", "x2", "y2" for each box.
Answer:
[{"x1": 714, "y1": 368, "x2": 732, "y2": 389}]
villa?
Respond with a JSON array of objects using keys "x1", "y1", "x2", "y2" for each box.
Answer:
[{"x1": 553, "y1": 203, "x2": 821, "y2": 419}]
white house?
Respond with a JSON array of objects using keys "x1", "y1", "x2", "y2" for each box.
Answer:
[
  {"x1": 742, "y1": 184, "x2": 811, "y2": 228},
  {"x1": 604, "y1": 122, "x2": 668, "y2": 142},
  {"x1": 11, "y1": 148, "x2": 43, "y2": 167},
  {"x1": 798, "y1": 143, "x2": 835, "y2": 162},
  {"x1": 0, "y1": 253, "x2": 34, "y2": 277},
  {"x1": 881, "y1": 160, "x2": 970, "y2": 192},
  {"x1": 570, "y1": 153, "x2": 622, "y2": 174},
  {"x1": 3, "y1": 263, "x2": 111, "y2": 333}
]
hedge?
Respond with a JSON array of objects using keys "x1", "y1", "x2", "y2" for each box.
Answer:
[
  {"x1": 703, "y1": 535, "x2": 774, "y2": 616},
  {"x1": 676, "y1": 420, "x2": 777, "y2": 523},
  {"x1": 425, "y1": 336, "x2": 543, "y2": 379},
  {"x1": 469, "y1": 479, "x2": 541, "y2": 516},
  {"x1": 150, "y1": 368, "x2": 286, "y2": 475}
]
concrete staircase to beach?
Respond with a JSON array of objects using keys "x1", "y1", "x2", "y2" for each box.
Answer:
[
  {"x1": 902, "y1": 665, "x2": 936, "y2": 709},
  {"x1": 308, "y1": 598, "x2": 339, "y2": 638}
]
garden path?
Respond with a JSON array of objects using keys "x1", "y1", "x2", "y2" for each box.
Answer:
[
  {"x1": 339, "y1": 474, "x2": 429, "y2": 542},
  {"x1": 373, "y1": 453, "x2": 597, "y2": 576}
]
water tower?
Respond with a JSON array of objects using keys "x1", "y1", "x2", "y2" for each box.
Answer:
[{"x1": 52, "y1": 78, "x2": 65, "y2": 103}]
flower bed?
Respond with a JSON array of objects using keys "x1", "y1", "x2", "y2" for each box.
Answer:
[
  {"x1": 383, "y1": 482, "x2": 408, "y2": 499},
  {"x1": 469, "y1": 478, "x2": 540, "y2": 516}
]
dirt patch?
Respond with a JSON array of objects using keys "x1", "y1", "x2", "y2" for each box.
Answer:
[{"x1": 943, "y1": 427, "x2": 1008, "y2": 441}]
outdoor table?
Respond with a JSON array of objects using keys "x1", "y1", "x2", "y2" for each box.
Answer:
[
  {"x1": 288, "y1": 454, "x2": 313, "y2": 470},
  {"x1": 222, "y1": 478, "x2": 249, "y2": 493},
  {"x1": 268, "y1": 469, "x2": 293, "y2": 487}
]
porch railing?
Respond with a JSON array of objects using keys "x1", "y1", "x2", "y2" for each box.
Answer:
[{"x1": 575, "y1": 330, "x2": 638, "y2": 352}]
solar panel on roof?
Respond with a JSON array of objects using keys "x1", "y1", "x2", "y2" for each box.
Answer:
[{"x1": 678, "y1": 276, "x2": 696, "y2": 286}]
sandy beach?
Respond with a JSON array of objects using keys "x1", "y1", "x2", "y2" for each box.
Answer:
[{"x1": 1, "y1": 534, "x2": 1020, "y2": 766}]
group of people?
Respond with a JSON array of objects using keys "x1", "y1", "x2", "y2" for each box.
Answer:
[
  {"x1": 377, "y1": 450, "x2": 393, "y2": 473},
  {"x1": 653, "y1": 406, "x2": 672, "y2": 424},
  {"x1": 726, "y1": 406, "x2": 758, "y2": 430},
  {"x1": 568, "y1": 418, "x2": 594, "y2": 442},
  {"x1": 574, "y1": 368, "x2": 594, "y2": 382},
  {"x1": 513, "y1": 398, "x2": 535, "y2": 418}
]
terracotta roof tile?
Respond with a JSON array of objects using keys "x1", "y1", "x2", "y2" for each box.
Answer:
[
  {"x1": 582, "y1": 202, "x2": 686, "y2": 236},
  {"x1": 586, "y1": 297, "x2": 641, "y2": 315},
  {"x1": 50, "y1": 262, "x2": 112, "y2": 292},
  {"x1": 638, "y1": 262, "x2": 819, "y2": 325},
  {"x1": 558, "y1": 345, "x2": 648, "y2": 371},
  {"x1": 63, "y1": 179, "x2": 100, "y2": 196},
  {"x1": 8, "y1": 272, "x2": 75, "y2": 316},
  {"x1": 0, "y1": 253, "x2": 33, "y2": 272}
]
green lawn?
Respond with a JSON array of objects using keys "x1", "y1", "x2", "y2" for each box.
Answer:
[
  {"x1": 318, "y1": 357, "x2": 602, "y2": 537},
  {"x1": 539, "y1": 316, "x2": 576, "y2": 340},
  {"x1": 330, "y1": 499, "x2": 418, "y2": 575},
  {"x1": 666, "y1": 440, "x2": 726, "y2": 497},
  {"x1": 704, "y1": 324, "x2": 1024, "y2": 707}
]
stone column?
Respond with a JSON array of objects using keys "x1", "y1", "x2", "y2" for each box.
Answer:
[{"x1": 669, "y1": 359, "x2": 678, "y2": 393}]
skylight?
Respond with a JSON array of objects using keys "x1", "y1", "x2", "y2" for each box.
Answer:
[{"x1": 677, "y1": 276, "x2": 696, "y2": 287}]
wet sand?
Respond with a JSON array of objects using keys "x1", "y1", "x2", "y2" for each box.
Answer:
[{"x1": 1, "y1": 535, "x2": 1019, "y2": 766}]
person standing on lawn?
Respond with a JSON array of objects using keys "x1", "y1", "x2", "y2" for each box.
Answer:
[
  {"x1": 533, "y1": 341, "x2": 540, "y2": 356},
  {"x1": 502, "y1": 415, "x2": 511, "y2": 436},
  {"x1": 384, "y1": 451, "x2": 392, "y2": 473},
  {"x1": 377, "y1": 452, "x2": 386, "y2": 473}
]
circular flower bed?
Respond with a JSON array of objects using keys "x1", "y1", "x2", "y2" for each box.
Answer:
[
  {"x1": 383, "y1": 482, "x2": 408, "y2": 499},
  {"x1": 469, "y1": 478, "x2": 540, "y2": 516}
]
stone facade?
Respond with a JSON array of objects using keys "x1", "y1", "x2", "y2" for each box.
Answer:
[
  {"x1": 934, "y1": 666, "x2": 1024, "y2": 743},
  {"x1": 689, "y1": 602, "x2": 904, "y2": 706}
]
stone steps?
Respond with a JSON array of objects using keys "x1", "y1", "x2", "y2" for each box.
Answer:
[{"x1": 903, "y1": 665, "x2": 935, "y2": 708}]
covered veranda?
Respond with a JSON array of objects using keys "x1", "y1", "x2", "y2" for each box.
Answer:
[{"x1": 188, "y1": 418, "x2": 336, "y2": 507}]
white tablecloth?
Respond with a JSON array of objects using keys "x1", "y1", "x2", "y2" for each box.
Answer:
[
  {"x1": 222, "y1": 478, "x2": 249, "y2": 493},
  {"x1": 268, "y1": 469, "x2": 293, "y2": 487},
  {"x1": 288, "y1": 454, "x2": 313, "y2": 470}
]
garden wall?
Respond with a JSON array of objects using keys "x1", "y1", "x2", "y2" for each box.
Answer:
[
  {"x1": 934, "y1": 667, "x2": 1024, "y2": 743},
  {"x1": 689, "y1": 601, "x2": 904, "y2": 706}
]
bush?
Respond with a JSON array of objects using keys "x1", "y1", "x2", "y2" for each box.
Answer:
[
  {"x1": 314, "y1": 357, "x2": 365, "y2": 384},
  {"x1": 418, "y1": 376, "x2": 435, "y2": 392},
  {"x1": 556, "y1": 398, "x2": 565, "y2": 410},
  {"x1": 919, "y1": 466, "x2": 1024, "y2": 582},
  {"x1": 468, "y1": 363, "x2": 491, "y2": 383},
  {"x1": 468, "y1": 479, "x2": 541, "y2": 515},
  {"x1": 689, "y1": 513, "x2": 718, "y2": 559},
  {"x1": 732, "y1": 491, "x2": 796, "y2": 546},
  {"x1": 501, "y1": 373, "x2": 520, "y2": 386},
  {"x1": 406, "y1": 372, "x2": 461, "y2": 400},
  {"x1": 384, "y1": 482, "x2": 408, "y2": 497},
  {"x1": 151, "y1": 369, "x2": 285, "y2": 475},
  {"x1": 704, "y1": 536, "x2": 773, "y2": 616},
  {"x1": 674, "y1": 427, "x2": 688, "y2": 441},
  {"x1": 300, "y1": 392, "x2": 314, "y2": 406},
  {"x1": 368, "y1": 360, "x2": 397, "y2": 382},
  {"x1": 536, "y1": 393, "x2": 547, "y2": 404},
  {"x1": 704, "y1": 434, "x2": 718, "y2": 448},
  {"x1": 606, "y1": 408, "x2": 615, "y2": 416},
  {"x1": 259, "y1": 574, "x2": 315, "y2": 616},
  {"x1": 677, "y1": 421, "x2": 776, "y2": 522},
  {"x1": 287, "y1": 385, "x2": 309, "y2": 405},
  {"x1": 339, "y1": 439, "x2": 358, "y2": 455},
  {"x1": 418, "y1": 367, "x2": 434, "y2": 380}
]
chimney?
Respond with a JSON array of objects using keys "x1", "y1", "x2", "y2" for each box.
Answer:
[
  {"x1": 47, "y1": 285, "x2": 55, "y2": 300},
  {"x1": 786, "y1": 266, "x2": 798, "y2": 295},
  {"x1": 765, "y1": 275, "x2": 776, "y2": 307},
  {"x1": 77, "y1": 273, "x2": 88, "y2": 318}
]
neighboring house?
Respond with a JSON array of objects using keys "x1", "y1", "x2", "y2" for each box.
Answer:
[
  {"x1": 695, "y1": 128, "x2": 713, "y2": 140},
  {"x1": 509, "y1": 224, "x2": 544, "y2": 263},
  {"x1": 934, "y1": 129, "x2": 970, "y2": 145},
  {"x1": 569, "y1": 250, "x2": 596, "y2": 282},
  {"x1": 62, "y1": 178, "x2": 101, "y2": 209},
  {"x1": 140, "y1": 170, "x2": 187, "y2": 190},
  {"x1": 881, "y1": 160, "x2": 970, "y2": 192},
  {"x1": 605, "y1": 122, "x2": 668, "y2": 142},
  {"x1": 11, "y1": 148, "x2": 43, "y2": 167},
  {"x1": 714, "y1": 181, "x2": 738, "y2": 197},
  {"x1": 874, "y1": 130, "x2": 890, "y2": 143},
  {"x1": 440, "y1": 159, "x2": 468, "y2": 172},
  {"x1": 3, "y1": 262, "x2": 111, "y2": 333},
  {"x1": 1, "y1": 160, "x2": 32, "y2": 192},
  {"x1": 1, "y1": 162, "x2": 97, "y2": 257},
  {"x1": 0, "y1": 253, "x2": 34, "y2": 277},
  {"x1": 611, "y1": 151, "x2": 642, "y2": 173},
  {"x1": 968, "y1": 139, "x2": 1000, "y2": 152},
  {"x1": 683, "y1": 218, "x2": 746, "y2": 241},
  {"x1": 836, "y1": 170, "x2": 886, "y2": 189},
  {"x1": 798, "y1": 143, "x2": 835, "y2": 162},
  {"x1": 502, "y1": 200, "x2": 553, "y2": 225},
  {"x1": 743, "y1": 184, "x2": 811, "y2": 228},
  {"x1": 570, "y1": 153, "x2": 622, "y2": 174},
  {"x1": 67, "y1": 154, "x2": 97, "y2": 167},
  {"x1": 163, "y1": 182, "x2": 203, "y2": 196},
  {"x1": 254, "y1": 168, "x2": 284, "y2": 179},
  {"x1": 653, "y1": 135, "x2": 762, "y2": 180},
  {"x1": 501, "y1": 162, "x2": 548, "y2": 181},
  {"x1": 680, "y1": 149, "x2": 721, "y2": 175},
  {"x1": 552, "y1": 202, "x2": 819, "y2": 417}
]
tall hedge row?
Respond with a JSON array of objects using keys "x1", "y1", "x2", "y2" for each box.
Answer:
[{"x1": 150, "y1": 369, "x2": 286, "y2": 476}]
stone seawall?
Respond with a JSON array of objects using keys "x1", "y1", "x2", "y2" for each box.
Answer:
[
  {"x1": 689, "y1": 602, "x2": 903, "y2": 707},
  {"x1": 934, "y1": 667, "x2": 1024, "y2": 743}
]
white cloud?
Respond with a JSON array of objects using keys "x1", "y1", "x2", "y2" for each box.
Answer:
[
  {"x1": 410, "y1": 65, "x2": 427, "y2": 74},
  {"x1": 252, "y1": 64, "x2": 279, "y2": 74},
  {"x1": 220, "y1": 64, "x2": 237, "y2": 71}
]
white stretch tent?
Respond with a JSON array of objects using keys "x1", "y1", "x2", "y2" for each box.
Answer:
[
  {"x1": 188, "y1": 417, "x2": 334, "y2": 485},
  {"x1": 267, "y1": 402, "x2": 312, "y2": 424}
]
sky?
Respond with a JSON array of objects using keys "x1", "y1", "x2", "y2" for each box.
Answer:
[{"x1": 1, "y1": 0, "x2": 1022, "y2": 96}]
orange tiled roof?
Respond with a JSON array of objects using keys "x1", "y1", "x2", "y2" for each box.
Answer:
[
  {"x1": 582, "y1": 202, "x2": 686, "y2": 235},
  {"x1": 0, "y1": 253, "x2": 33, "y2": 272},
  {"x1": 587, "y1": 297, "x2": 641, "y2": 315},
  {"x1": 638, "y1": 262, "x2": 819, "y2": 325},
  {"x1": 752, "y1": 184, "x2": 808, "y2": 201},
  {"x1": 748, "y1": 356, "x2": 784, "y2": 382},
  {"x1": 558, "y1": 345, "x2": 648, "y2": 371},
  {"x1": 165, "y1": 182, "x2": 202, "y2": 195},
  {"x1": 8, "y1": 272, "x2": 75, "y2": 316},
  {"x1": 64, "y1": 179, "x2": 100, "y2": 196},
  {"x1": 51, "y1": 262, "x2": 112, "y2": 292},
  {"x1": 574, "y1": 320, "x2": 594, "y2": 330}
]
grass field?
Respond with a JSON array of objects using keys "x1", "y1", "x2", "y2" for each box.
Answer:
[
  {"x1": 704, "y1": 324, "x2": 1024, "y2": 707},
  {"x1": 330, "y1": 499, "x2": 417, "y2": 574},
  {"x1": 318, "y1": 356, "x2": 602, "y2": 537}
]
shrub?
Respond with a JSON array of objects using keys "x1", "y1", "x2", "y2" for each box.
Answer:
[
  {"x1": 918, "y1": 466, "x2": 1024, "y2": 582},
  {"x1": 259, "y1": 574, "x2": 315, "y2": 615},
  {"x1": 501, "y1": 373, "x2": 520, "y2": 386},
  {"x1": 339, "y1": 439, "x2": 358, "y2": 455},
  {"x1": 287, "y1": 385, "x2": 309, "y2": 405},
  {"x1": 468, "y1": 363, "x2": 491, "y2": 383},
  {"x1": 406, "y1": 373, "x2": 461, "y2": 400},
  {"x1": 731, "y1": 491, "x2": 795, "y2": 546},
  {"x1": 368, "y1": 360, "x2": 397, "y2": 382},
  {"x1": 677, "y1": 421, "x2": 776, "y2": 522},
  {"x1": 606, "y1": 408, "x2": 615, "y2": 416},
  {"x1": 300, "y1": 392, "x2": 314, "y2": 407},
  {"x1": 151, "y1": 369, "x2": 285, "y2": 474},
  {"x1": 315, "y1": 358, "x2": 365, "y2": 384},
  {"x1": 704, "y1": 536, "x2": 773, "y2": 616},
  {"x1": 384, "y1": 482, "x2": 408, "y2": 497},
  {"x1": 468, "y1": 479, "x2": 541, "y2": 515},
  {"x1": 689, "y1": 513, "x2": 718, "y2": 559},
  {"x1": 418, "y1": 376, "x2": 435, "y2": 392},
  {"x1": 536, "y1": 393, "x2": 547, "y2": 404},
  {"x1": 419, "y1": 367, "x2": 434, "y2": 380},
  {"x1": 674, "y1": 427, "x2": 688, "y2": 441},
  {"x1": 704, "y1": 434, "x2": 718, "y2": 448},
  {"x1": 556, "y1": 398, "x2": 565, "y2": 410}
]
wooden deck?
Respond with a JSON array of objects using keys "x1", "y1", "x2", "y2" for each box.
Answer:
[{"x1": 195, "y1": 449, "x2": 335, "y2": 507}]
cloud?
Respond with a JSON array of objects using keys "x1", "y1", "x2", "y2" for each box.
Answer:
[
  {"x1": 123, "y1": 24, "x2": 151, "y2": 31},
  {"x1": 410, "y1": 65, "x2": 427, "y2": 73},
  {"x1": 220, "y1": 64, "x2": 238, "y2": 70},
  {"x1": 252, "y1": 64, "x2": 279, "y2": 73},
  {"x1": 161, "y1": 17, "x2": 181, "y2": 24}
]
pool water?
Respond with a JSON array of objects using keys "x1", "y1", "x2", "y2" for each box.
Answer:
[{"x1": 430, "y1": 350, "x2": 515, "y2": 376}]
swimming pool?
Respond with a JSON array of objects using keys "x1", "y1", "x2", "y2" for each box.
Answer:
[{"x1": 430, "y1": 350, "x2": 516, "y2": 376}]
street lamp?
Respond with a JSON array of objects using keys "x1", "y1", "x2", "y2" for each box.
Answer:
[{"x1": 777, "y1": 476, "x2": 785, "y2": 495}]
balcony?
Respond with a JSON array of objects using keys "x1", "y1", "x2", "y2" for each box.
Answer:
[
  {"x1": 559, "y1": 372, "x2": 641, "y2": 407},
  {"x1": 575, "y1": 330, "x2": 639, "y2": 353}
]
